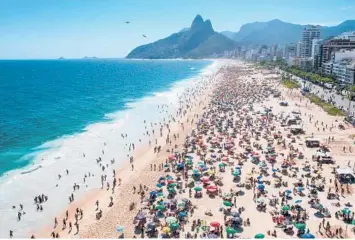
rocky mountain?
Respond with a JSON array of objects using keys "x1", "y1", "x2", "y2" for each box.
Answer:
[
  {"x1": 222, "y1": 19, "x2": 355, "y2": 45},
  {"x1": 126, "y1": 15, "x2": 237, "y2": 59}
]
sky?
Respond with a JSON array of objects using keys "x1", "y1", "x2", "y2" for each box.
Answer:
[{"x1": 0, "y1": 0, "x2": 354, "y2": 59}]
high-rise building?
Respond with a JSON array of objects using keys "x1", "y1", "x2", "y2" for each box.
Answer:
[
  {"x1": 311, "y1": 39, "x2": 324, "y2": 70},
  {"x1": 300, "y1": 26, "x2": 320, "y2": 58},
  {"x1": 320, "y1": 39, "x2": 355, "y2": 67},
  {"x1": 283, "y1": 44, "x2": 297, "y2": 59},
  {"x1": 296, "y1": 41, "x2": 302, "y2": 57}
]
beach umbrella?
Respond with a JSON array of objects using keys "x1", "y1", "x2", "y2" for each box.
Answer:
[
  {"x1": 231, "y1": 217, "x2": 242, "y2": 223},
  {"x1": 193, "y1": 169, "x2": 201, "y2": 175},
  {"x1": 156, "y1": 183, "x2": 163, "y2": 188},
  {"x1": 256, "y1": 197, "x2": 266, "y2": 204},
  {"x1": 150, "y1": 191, "x2": 157, "y2": 196},
  {"x1": 285, "y1": 189, "x2": 292, "y2": 194},
  {"x1": 257, "y1": 176, "x2": 263, "y2": 180},
  {"x1": 297, "y1": 187, "x2": 305, "y2": 192},
  {"x1": 168, "y1": 154, "x2": 175, "y2": 160},
  {"x1": 168, "y1": 182, "x2": 177, "y2": 187},
  {"x1": 170, "y1": 222, "x2": 179, "y2": 231},
  {"x1": 157, "y1": 192, "x2": 164, "y2": 197},
  {"x1": 257, "y1": 184, "x2": 265, "y2": 191},
  {"x1": 294, "y1": 222, "x2": 306, "y2": 230},
  {"x1": 210, "y1": 221, "x2": 220, "y2": 227},
  {"x1": 116, "y1": 226, "x2": 124, "y2": 232},
  {"x1": 155, "y1": 204, "x2": 166, "y2": 210},
  {"x1": 295, "y1": 200, "x2": 302, "y2": 204},
  {"x1": 254, "y1": 233, "x2": 265, "y2": 239},
  {"x1": 342, "y1": 208, "x2": 351, "y2": 215},
  {"x1": 231, "y1": 211, "x2": 240, "y2": 217},
  {"x1": 219, "y1": 163, "x2": 227, "y2": 167},
  {"x1": 301, "y1": 233, "x2": 315, "y2": 239},
  {"x1": 226, "y1": 227, "x2": 237, "y2": 235},
  {"x1": 313, "y1": 203, "x2": 323, "y2": 210},
  {"x1": 177, "y1": 202, "x2": 185, "y2": 207},
  {"x1": 166, "y1": 216, "x2": 177, "y2": 224},
  {"x1": 168, "y1": 187, "x2": 176, "y2": 193},
  {"x1": 223, "y1": 201, "x2": 233, "y2": 207},
  {"x1": 207, "y1": 233, "x2": 218, "y2": 239},
  {"x1": 162, "y1": 227, "x2": 170, "y2": 233},
  {"x1": 232, "y1": 171, "x2": 240, "y2": 176},
  {"x1": 281, "y1": 205, "x2": 290, "y2": 211},
  {"x1": 201, "y1": 176, "x2": 210, "y2": 182},
  {"x1": 272, "y1": 168, "x2": 278, "y2": 172},
  {"x1": 147, "y1": 222, "x2": 157, "y2": 229},
  {"x1": 179, "y1": 211, "x2": 187, "y2": 217},
  {"x1": 194, "y1": 186, "x2": 202, "y2": 192}
]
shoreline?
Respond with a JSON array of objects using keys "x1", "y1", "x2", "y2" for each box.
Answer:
[{"x1": 0, "y1": 59, "x2": 228, "y2": 238}]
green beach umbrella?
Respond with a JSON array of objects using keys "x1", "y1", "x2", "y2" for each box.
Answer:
[
  {"x1": 157, "y1": 192, "x2": 164, "y2": 197},
  {"x1": 223, "y1": 201, "x2": 233, "y2": 207},
  {"x1": 168, "y1": 183, "x2": 177, "y2": 187},
  {"x1": 219, "y1": 163, "x2": 227, "y2": 167},
  {"x1": 178, "y1": 202, "x2": 185, "y2": 207},
  {"x1": 194, "y1": 186, "x2": 202, "y2": 192},
  {"x1": 294, "y1": 222, "x2": 306, "y2": 230},
  {"x1": 342, "y1": 208, "x2": 351, "y2": 215},
  {"x1": 168, "y1": 188, "x2": 176, "y2": 193},
  {"x1": 281, "y1": 205, "x2": 290, "y2": 211},
  {"x1": 155, "y1": 204, "x2": 166, "y2": 211},
  {"x1": 170, "y1": 222, "x2": 179, "y2": 230},
  {"x1": 226, "y1": 227, "x2": 237, "y2": 235},
  {"x1": 186, "y1": 160, "x2": 193, "y2": 165},
  {"x1": 166, "y1": 216, "x2": 178, "y2": 224},
  {"x1": 232, "y1": 171, "x2": 240, "y2": 176},
  {"x1": 254, "y1": 233, "x2": 265, "y2": 239}
]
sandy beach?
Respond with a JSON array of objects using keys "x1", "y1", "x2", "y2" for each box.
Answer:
[{"x1": 4, "y1": 60, "x2": 355, "y2": 239}]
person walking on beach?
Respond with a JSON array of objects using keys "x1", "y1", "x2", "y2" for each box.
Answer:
[
  {"x1": 9, "y1": 230, "x2": 13, "y2": 238},
  {"x1": 54, "y1": 217, "x2": 58, "y2": 228}
]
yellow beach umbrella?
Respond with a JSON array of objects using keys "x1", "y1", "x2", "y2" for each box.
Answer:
[{"x1": 162, "y1": 227, "x2": 170, "y2": 233}]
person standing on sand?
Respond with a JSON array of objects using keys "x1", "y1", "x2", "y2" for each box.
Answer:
[{"x1": 54, "y1": 217, "x2": 58, "y2": 228}]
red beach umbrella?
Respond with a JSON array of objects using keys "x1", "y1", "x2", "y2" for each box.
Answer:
[
  {"x1": 207, "y1": 188, "x2": 217, "y2": 193},
  {"x1": 210, "y1": 221, "x2": 220, "y2": 227},
  {"x1": 168, "y1": 154, "x2": 175, "y2": 160},
  {"x1": 201, "y1": 176, "x2": 210, "y2": 182}
]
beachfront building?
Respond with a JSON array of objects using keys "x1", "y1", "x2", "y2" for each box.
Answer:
[
  {"x1": 322, "y1": 50, "x2": 355, "y2": 84},
  {"x1": 296, "y1": 41, "x2": 303, "y2": 57},
  {"x1": 320, "y1": 39, "x2": 355, "y2": 69},
  {"x1": 300, "y1": 26, "x2": 320, "y2": 58}
]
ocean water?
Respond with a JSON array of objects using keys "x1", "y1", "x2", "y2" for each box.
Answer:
[
  {"x1": 0, "y1": 59, "x2": 218, "y2": 237},
  {"x1": 0, "y1": 59, "x2": 209, "y2": 176}
]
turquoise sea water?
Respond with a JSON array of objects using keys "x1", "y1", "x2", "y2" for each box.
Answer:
[{"x1": 0, "y1": 59, "x2": 210, "y2": 176}]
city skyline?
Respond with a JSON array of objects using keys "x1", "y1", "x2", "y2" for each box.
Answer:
[{"x1": 1, "y1": 0, "x2": 355, "y2": 59}]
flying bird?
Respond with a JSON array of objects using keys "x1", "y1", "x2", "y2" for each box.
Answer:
[
  {"x1": 125, "y1": 21, "x2": 130, "y2": 24},
  {"x1": 142, "y1": 34, "x2": 147, "y2": 38}
]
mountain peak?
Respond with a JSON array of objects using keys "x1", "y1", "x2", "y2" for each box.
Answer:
[{"x1": 191, "y1": 14, "x2": 204, "y2": 28}]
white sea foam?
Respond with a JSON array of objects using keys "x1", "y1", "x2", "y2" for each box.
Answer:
[{"x1": 0, "y1": 60, "x2": 222, "y2": 237}]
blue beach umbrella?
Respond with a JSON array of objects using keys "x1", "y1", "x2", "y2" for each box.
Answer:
[
  {"x1": 301, "y1": 233, "x2": 315, "y2": 239},
  {"x1": 257, "y1": 184, "x2": 265, "y2": 191},
  {"x1": 272, "y1": 168, "x2": 278, "y2": 172},
  {"x1": 150, "y1": 191, "x2": 157, "y2": 196},
  {"x1": 156, "y1": 183, "x2": 163, "y2": 188},
  {"x1": 295, "y1": 200, "x2": 302, "y2": 204},
  {"x1": 285, "y1": 189, "x2": 292, "y2": 194},
  {"x1": 116, "y1": 226, "x2": 124, "y2": 232},
  {"x1": 297, "y1": 187, "x2": 305, "y2": 192},
  {"x1": 179, "y1": 211, "x2": 187, "y2": 217},
  {"x1": 257, "y1": 176, "x2": 263, "y2": 180}
]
